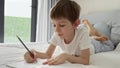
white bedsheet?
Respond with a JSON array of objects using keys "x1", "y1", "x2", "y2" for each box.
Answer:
[
  {"x1": 0, "y1": 43, "x2": 47, "y2": 68},
  {"x1": 0, "y1": 43, "x2": 120, "y2": 68},
  {"x1": 6, "y1": 59, "x2": 84, "y2": 68},
  {"x1": 0, "y1": 43, "x2": 62, "y2": 68},
  {"x1": 0, "y1": 46, "x2": 25, "y2": 68}
]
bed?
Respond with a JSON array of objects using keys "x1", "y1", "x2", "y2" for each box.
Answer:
[
  {"x1": 0, "y1": 42, "x2": 120, "y2": 68},
  {"x1": 0, "y1": 9, "x2": 120, "y2": 68}
]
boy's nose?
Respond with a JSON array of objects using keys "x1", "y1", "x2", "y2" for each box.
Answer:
[{"x1": 55, "y1": 27, "x2": 60, "y2": 32}]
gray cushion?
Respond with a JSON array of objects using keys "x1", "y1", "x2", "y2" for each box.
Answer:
[
  {"x1": 81, "y1": 10, "x2": 120, "y2": 47},
  {"x1": 94, "y1": 23, "x2": 110, "y2": 38}
]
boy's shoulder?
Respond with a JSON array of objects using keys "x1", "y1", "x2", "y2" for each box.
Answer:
[{"x1": 77, "y1": 24, "x2": 88, "y2": 32}]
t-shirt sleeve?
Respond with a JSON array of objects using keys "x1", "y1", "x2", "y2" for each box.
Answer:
[{"x1": 79, "y1": 29, "x2": 92, "y2": 50}]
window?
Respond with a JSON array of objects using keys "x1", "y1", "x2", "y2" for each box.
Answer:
[
  {"x1": 0, "y1": 0, "x2": 4, "y2": 43},
  {"x1": 0, "y1": 0, "x2": 37, "y2": 43},
  {"x1": 47, "y1": 0, "x2": 56, "y2": 42},
  {"x1": 0, "y1": 0, "x2": 57, "y2": 43}
]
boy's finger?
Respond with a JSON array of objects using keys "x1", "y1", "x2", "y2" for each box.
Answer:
[
  {"x1": 48, "y1": 60, "x2": 57, "y2": 65},
  {"x1": 33, "y1": 58, "x2": 37, "y2": 63},
  {"x1": 43, "y1": 59, "x2": 53, "y2": 65}
]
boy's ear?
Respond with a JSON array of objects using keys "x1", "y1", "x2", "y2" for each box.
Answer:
[{"x1": 73, "y1": 19, "x2": 80, "y2": 28}]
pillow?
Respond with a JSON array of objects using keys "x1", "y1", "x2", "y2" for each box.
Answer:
[
  {"x1": 110, "y1": 14, "x2": 120, "y2": 47},
  {"x1": 93, "y1": 23, "x2": 111, "y2": 39},
  {"x1": 115, "y1": 42, "x2": 120, "y2": 51},
  {"x1": 111, "y1": 33, "x2": 120, "y2": 47},
  {"x1": 81, "y1": 10, "x2": 120, "y2": 46}
]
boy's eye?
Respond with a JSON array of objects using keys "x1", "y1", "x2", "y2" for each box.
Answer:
[
  {"x1": 52, "y1": 24, "x2": 65, "y2": 27},
  {"x1": 60, "y1": 25, "x2": 65, "y2": 27},
  {"x1": 53, "y1": 24, "x2": 56, "y2": 27}
]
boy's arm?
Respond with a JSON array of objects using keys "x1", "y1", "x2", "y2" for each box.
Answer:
[
  {"x1": 92, "y1": 36, "x2": 108, "y2": 42},
  {"x1": 66, "y1": 48, "x2": 90, "y2": 65},
  {"x1": 36, "y1": 44, "x2": 56, "y2": 59},
  {"x1": 43, "y1": 48, "x2": 90, "y2": 65},
  {"x1": 24, "y1": 44, "x2": 56, "y2": 63}
]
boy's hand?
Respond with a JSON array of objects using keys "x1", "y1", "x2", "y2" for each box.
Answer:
[
  {"x1": 99, "y1": 36, "x2": 108, "y2": 42},
  {"x1": 43, "y1": 53, "x2": 68, "y2": 65},
  {"x1": 24, "y1": 50, "x2": 37, "y2": 63},
  {"x1": 93, "y1": 36, "x2": 109, "y2": 42}
]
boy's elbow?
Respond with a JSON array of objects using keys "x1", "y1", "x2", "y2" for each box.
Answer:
[
  {"x1": 83, "y1": 59, "x2": 90, "y2": 65},
  {"x1": 79, "y1": 58, "x2": 89, "y2": 65},
  {"x1": 72, "y1": 60, "x2": 89, "y2": 65},
  {"x1": 84, "y1": 61, "x2": 89, "y2": 65}
]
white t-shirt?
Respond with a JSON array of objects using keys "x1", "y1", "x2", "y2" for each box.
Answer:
[{"x1": 50, "y1": 25, "x2": 94, "y2": 56}]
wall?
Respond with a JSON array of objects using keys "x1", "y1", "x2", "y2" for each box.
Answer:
[{"x1": 74, "y1": 0, "x2": 120, "y2": 15}]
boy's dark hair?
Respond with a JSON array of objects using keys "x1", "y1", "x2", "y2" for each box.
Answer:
[{"x1": 50, "y1": 0, "x2": 81, "y2": 24}]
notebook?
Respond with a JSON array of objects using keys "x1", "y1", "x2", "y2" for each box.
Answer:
[{"x1": 6, "y1": 59, "x2": 83, "y2": 68}]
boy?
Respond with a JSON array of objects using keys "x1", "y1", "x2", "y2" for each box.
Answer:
[{"x1": 24, "y1": 0, "x2": 94, "y2": 65}]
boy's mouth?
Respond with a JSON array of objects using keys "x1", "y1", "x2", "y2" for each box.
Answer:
[{"x1": 58, "y1": 34, "x2": 63, "y2": 36}]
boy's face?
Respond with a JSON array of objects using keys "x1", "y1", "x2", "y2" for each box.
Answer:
[{"x1": 52, "y1": 18, "x2": 76, "y2": 39}]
